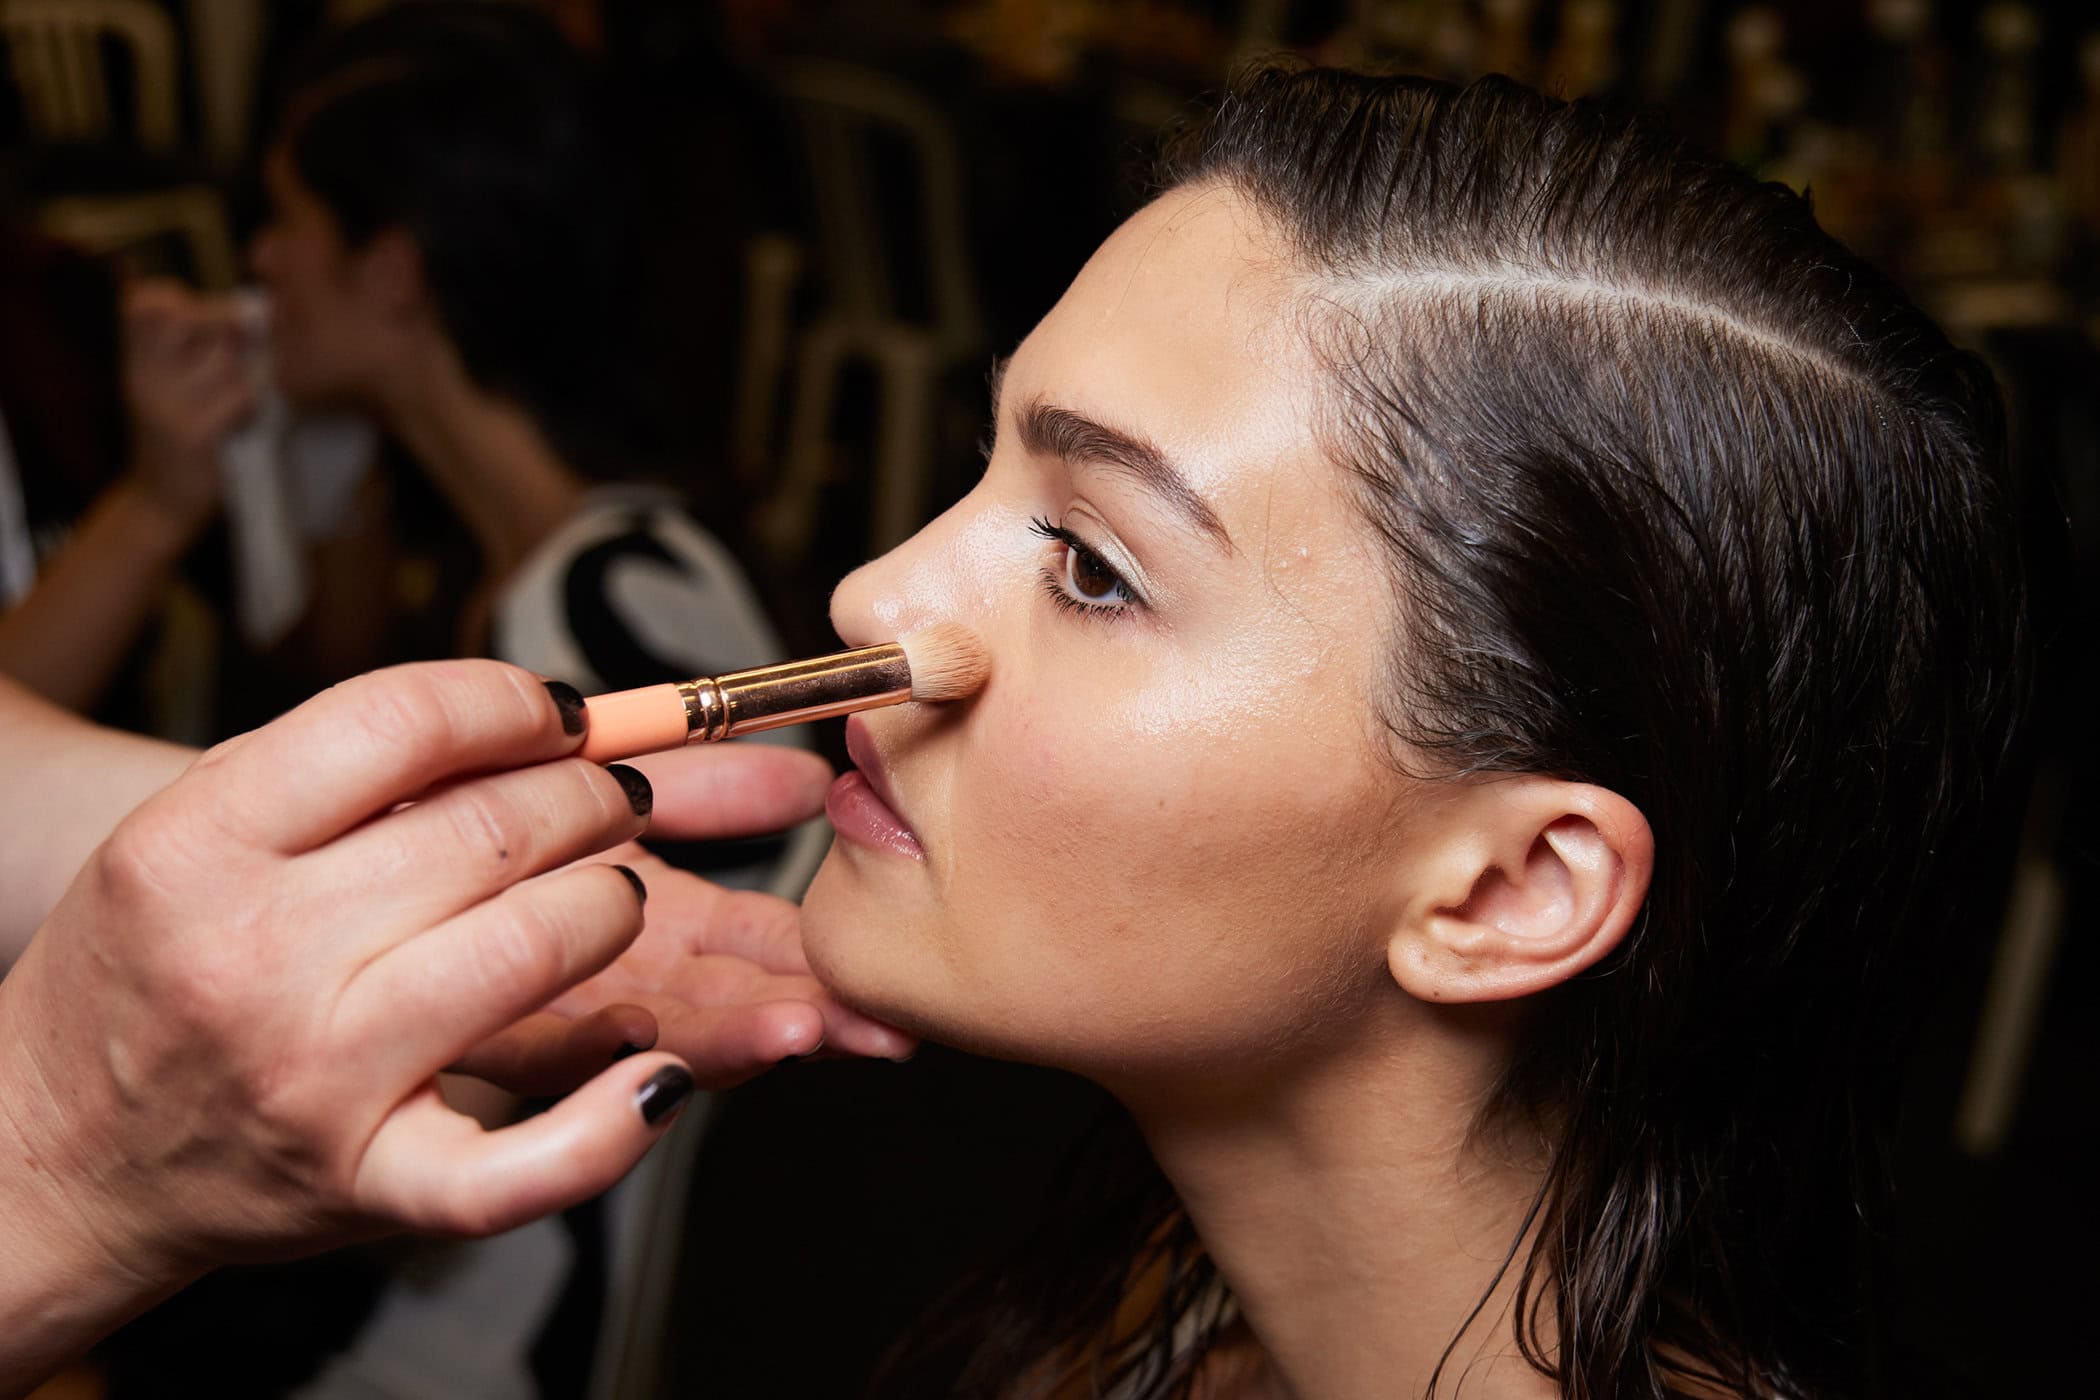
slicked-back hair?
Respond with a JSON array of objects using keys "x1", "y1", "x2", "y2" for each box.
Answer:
[{"x1": 878, "y1": 67, "x2": 2029, "y2": 1400}]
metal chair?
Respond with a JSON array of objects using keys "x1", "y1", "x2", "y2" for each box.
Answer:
[
  {"x1": 755, "y1": 59, "x2": 986, "y2": 564},
  {"x1": 0, "y1": 0, "x2": 180, "y2": 150},
  {"x1": 35, "y1": 184, "x2": 240, "y2": 290}
]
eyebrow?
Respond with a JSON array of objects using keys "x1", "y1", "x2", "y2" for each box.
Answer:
[{"x1": 989, "y1": 360, "x2": 1233, "y2": 551}]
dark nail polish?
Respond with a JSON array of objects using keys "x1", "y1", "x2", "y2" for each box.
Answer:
[
  {"x1": 606, "y1": 764, "x2": 653, "y2": 817},
  {"x1": 635, "y1": 1065, "x2": 693, "y2": 1126},
  {"x1": 543, "y1": 680, "x2": 586, "y2": 736},
  {"x1": 611, "y1": 1041, "x2": 646, "y2": 1062},
  {"x1": 612, "y1": 863, "x2": 647, "y2": 905}
]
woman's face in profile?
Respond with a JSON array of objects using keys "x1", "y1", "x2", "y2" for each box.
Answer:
[{"x1": 802, "y1": 186, "x2": 1446, "y2": 1082}]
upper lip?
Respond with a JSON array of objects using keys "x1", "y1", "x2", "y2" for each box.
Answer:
[{"x1": 843, "y1": 715, "x2": 916, "y2": 837}]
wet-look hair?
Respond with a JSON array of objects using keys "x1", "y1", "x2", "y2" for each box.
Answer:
[{"x1": 879, "y1": 67, "x2": 2030, "y2": 1400}]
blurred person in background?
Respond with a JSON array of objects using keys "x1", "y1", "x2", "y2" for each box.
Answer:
[
  {"x1": 247, "y1": 1, "x2": 788, "y2": 708},
  {"x1": 0, "y1": 228, "x2": 251, "y2": 721}
]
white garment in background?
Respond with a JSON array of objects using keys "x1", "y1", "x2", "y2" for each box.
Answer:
[
  {"x1": 218, "y1": 289, "x2": 375, "y2": 647},
  {"x1": 0, "y1": 405, "x2": 35, "y2": 607}
]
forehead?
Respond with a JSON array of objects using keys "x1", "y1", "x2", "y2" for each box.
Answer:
[{"x1": 1011, "y1": 184, "x2": 1341, "y2": 536}]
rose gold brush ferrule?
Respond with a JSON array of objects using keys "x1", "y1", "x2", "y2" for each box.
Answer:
[{"x1": 678, "y1": 642, "x2": 912, "y2": 742}]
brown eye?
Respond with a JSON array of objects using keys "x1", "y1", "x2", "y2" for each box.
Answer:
[
  {"x1": 1030, "y1": 515, "x2": 1137, "y2": 615},
  {"x1": 1066, "y1": 544, "x2": 1125, "y2": 603}
]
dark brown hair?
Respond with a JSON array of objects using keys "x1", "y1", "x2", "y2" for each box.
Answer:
[
  {"x1": 880, "y1": 67, "x2": 2028, "y2": 1400},
  {"x1": 278, "y1": 1, "x2": 658, "y2": 471}
]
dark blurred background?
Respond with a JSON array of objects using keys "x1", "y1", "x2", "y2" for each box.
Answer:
[{"x1": 2, "y1": 1, "x2": 2093, "y2": 1397}]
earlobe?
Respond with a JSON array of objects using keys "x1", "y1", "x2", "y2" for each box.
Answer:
[{"x1": 1387, "y1": 782, "x2": 1652, "y2": 1005}]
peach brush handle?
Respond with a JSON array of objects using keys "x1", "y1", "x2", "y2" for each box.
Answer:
[{"x1": 577, "y1": 684, "x2": 690, "y2": 764}]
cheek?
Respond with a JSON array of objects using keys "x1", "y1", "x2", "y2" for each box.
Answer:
[{"x1": 938, "y1": 664, "x2": 1391, "y2": 1060}]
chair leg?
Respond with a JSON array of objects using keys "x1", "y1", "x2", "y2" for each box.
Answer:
[
  {"x1": 756, "y1": 320, "x2": 852, "y2": 568},
  {"x1": 870, "y1": 333, "x2": 937, "y2": 555}
]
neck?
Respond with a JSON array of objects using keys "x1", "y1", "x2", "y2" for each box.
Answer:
[
  {"x1": 377, "y1": 343, "x2": 585, "y2": 585},
  {"x1": 1120, "y1": 1004, "x2": 1558, "y2": 1400}
]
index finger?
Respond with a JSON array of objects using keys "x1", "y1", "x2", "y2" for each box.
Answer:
[
  {"x1": 623, "y1": 742, "x2": 832, "y2": 841},
  {"x1": 183, "y1": 661, "x2": 590, "y2": 853}
]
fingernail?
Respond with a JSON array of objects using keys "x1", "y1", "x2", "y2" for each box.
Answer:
[
  {"x1": 612, "y1": 863, "x2": 647, "y2": 905},
  {"x1": 611, "y1": 1041, "x2": 646, "y2": 1062},
  {"x1": 635, "y1": 1065, "x2": 693, "y2": 1126},
  {"x1": 606, "y1": 764, "x2": 653, "y2": 817},
  {"x1": 544, "y1": 680, "x2": 586, "y2": 736}
]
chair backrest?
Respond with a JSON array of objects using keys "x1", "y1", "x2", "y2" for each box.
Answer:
[
  {"x1": 0, "y1": 0, "x2": 178, "y2": 151},
  {"x1": 37, "y1": 185, "x2": 239, "y2": 290},
  {"x1": 772, "y1": 58, "x2": 981, "y2": 356}
]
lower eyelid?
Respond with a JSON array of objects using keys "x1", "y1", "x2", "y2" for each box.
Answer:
[{"x1": 1039, "y1": 568, "x2": 1131, "y2": 618}]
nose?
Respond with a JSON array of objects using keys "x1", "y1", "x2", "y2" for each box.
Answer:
[
  {"x1": 828, "y1": 488, "x2": 996, "y2": 651},
  {"x1": 829, "y1": 542, "x2": 928, "y2": 651}
]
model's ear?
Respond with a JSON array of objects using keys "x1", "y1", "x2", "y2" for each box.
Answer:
[
  {"x1": 351, "y1": 226, "x2": 428, "y2": 322},
  {"x1": 1388, "y1": 778, "x2": 1651, "y2": 1004}
]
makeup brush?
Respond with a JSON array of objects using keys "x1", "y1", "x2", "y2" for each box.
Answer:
[{"x1": 576, "y1": 623, "x2": 988, "y2": 764}]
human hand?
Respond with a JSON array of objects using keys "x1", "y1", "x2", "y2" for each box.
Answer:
[
  {"x1": 119, "y1": 279, "x2": 255, "y2": 530},
  {"x1": 0, "y1": 663, "x2": 693, "y2": 1357},
  {"x1": 456, "y1": 743, "x2": 916, "y2": 1095}
]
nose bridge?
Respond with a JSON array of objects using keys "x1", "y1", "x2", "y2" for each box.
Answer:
[{"x1": 830, "y1": 488, "x2": 1001, "y2": 646}]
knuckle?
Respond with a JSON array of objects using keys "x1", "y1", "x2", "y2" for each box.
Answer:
[
  {"x1": 472, "y1": 897, "x2": 567, "y2": 1002},
  {"x1": 341, "y1": 668, "x2": 461, "y2": 772},
  {"x1": 490, "y1": 662, "x2": 555, "y2": 735},
  {"x1": 347, "y1": 661, "x2": 553, "y2": 764},
  {"x1": 444, "y1": 784, "x2": 535, "y2": 871},
  {"x1": 93, "y1": 820, "x2": 159, "y2": 898},
  {"x1": 579, "y1": 762, "x2": 637, "y2": 833},
  {"x1": 94, "y1": 808, "x2": 189, "y2": 907}
]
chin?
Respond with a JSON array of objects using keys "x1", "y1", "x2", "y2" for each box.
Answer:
[
  {"x1": 799, "y1": 854, "x2": 927, "y2": 1027},
  {"x1": 801, "y1": 855, "x2": 1014, "y2": 1061},
  {"x1": 800, "y1": 857, "x2": 1134, "y2": 1074}
]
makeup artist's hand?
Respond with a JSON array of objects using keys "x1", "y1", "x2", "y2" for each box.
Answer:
[
  {"x1": 0, "y1": 661, "x2": 692, "y2": 1393},
  {"x1": 455, "y1": 743, "x2": 917, "y2": 1095}
]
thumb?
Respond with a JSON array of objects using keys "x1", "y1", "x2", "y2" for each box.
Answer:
[{"x1": 354, "y1": 1055, "x2": 697, "y2": 1237}]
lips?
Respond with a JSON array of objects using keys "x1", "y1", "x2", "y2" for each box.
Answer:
[{"x1": 828, "y1": 715, "x2": 924, "y2": 860}]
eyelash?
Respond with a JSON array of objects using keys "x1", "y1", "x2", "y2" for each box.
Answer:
[{"x1": 1029, "y1": 515, "x2": 1138, "y2": 619}]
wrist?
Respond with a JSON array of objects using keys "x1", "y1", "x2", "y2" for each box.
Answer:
[
  {"x1": 107, "y1": 472, "x2": 214, "y2": 556},
  {"x1": 0, "y1": 986, "x2": 191, "y2": 1388}
]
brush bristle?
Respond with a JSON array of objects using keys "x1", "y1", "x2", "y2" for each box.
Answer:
[{"x1": 900, "y1": 623, "x2": 989, "y2": 702}]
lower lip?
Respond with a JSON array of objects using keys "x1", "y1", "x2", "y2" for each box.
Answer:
[{"x1": 825, "y1": 770, "x2": 925, "y2": 861}]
